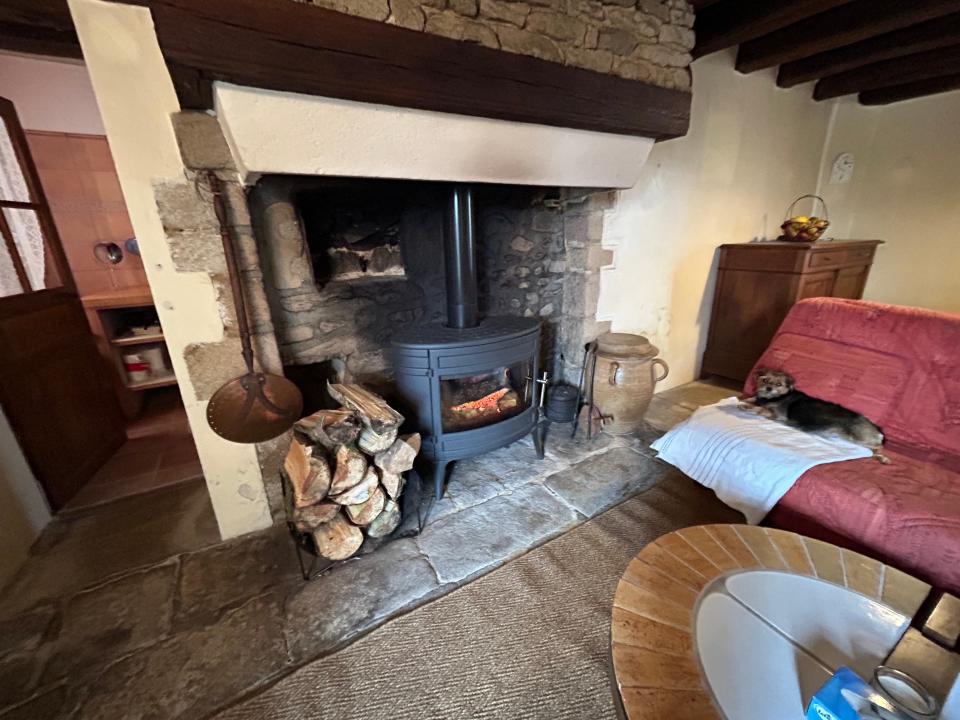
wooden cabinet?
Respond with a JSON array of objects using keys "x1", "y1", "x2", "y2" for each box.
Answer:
[{"x1": 701, "y1": 239, "x2": 882, "y2": 383}]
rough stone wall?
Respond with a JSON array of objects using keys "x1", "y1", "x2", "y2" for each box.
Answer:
[
  {"x1": 301, "y1": 0, "x2": 694, "y2": 90},
  {"x1": 249, "y1": 180, "x2": 586, "y2": 389},
  {"x1": 558, "y1": 188, "x2": 615, "y2": 383},
  {"x1": 476, "y1": 190, "x2": 566, "y2": 374}
]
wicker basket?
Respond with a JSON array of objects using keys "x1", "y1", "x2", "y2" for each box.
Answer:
[{"x1": 779, "y1": 194, "x2": 830, "y2": 242}]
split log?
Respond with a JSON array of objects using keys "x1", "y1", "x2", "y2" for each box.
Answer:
[
  {"x1": 367, "y1": 499, "x2": 401, "y2": 538},
  {"x1": 380, "y1": 471, "x2": 404, "y2": 500},
  {"x1": 327, "y1": 382, "x2": 403, "y2": 434},
  {"x1": 283, "y1": 437, "x2": 331, "y2": 507},
  {"x1": 295, "y1": 409, "x2": 361, "y2": 448},
  {"x1": 345, "y1": 486, "x2": 386, "y2": 526},
  {"x1": 330, "y1": 466, "x2": 379, "y2": 505},
  {"x1": 374, "y1": 433, "x2": 421, "y2": 474},
  {"x1": 312, "y1": 512, "x2": 364, "y2": 561},
  {"x1": 358, "y1": 426, "x2": 398, "y2": 455},
  {"x1": 293, "y1": 501, "x2": 340, "y2": 532},
  {"x1": 329, "y1": 445, "x2": 368, "y2": 495}
]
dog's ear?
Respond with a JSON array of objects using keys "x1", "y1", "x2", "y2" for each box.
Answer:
[{"x1": 783, "y1": 374, "x2": 796, "y2": 390}]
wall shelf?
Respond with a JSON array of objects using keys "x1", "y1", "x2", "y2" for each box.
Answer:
[
  {"x1": 111, "y1": 332, "x2": 165, "y2": 346},
  {"x1": 125, "y1": 372, "x2": 177, "y2": 391}
]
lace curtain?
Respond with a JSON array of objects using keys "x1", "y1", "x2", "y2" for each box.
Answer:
[{"x1": 0, "y1": 118, "x2": 45, "y2": 297}]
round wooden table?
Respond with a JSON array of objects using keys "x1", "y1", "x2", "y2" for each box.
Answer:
[{"x1": 610, "y1": 524, "x2": 933, "y2": 719}]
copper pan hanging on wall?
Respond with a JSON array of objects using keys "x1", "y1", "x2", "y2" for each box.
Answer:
[{"x1": 204, "y1": 173, "x2": 303, "y2": 443}]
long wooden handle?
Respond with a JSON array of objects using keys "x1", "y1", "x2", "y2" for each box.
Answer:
[{"x1": 209, "y1": 173, "x2": 255, "y2": 375}]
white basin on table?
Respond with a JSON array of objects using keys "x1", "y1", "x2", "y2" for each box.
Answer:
[{"x1": 695, "y1": 570, "x2": 913, "y2": 720}]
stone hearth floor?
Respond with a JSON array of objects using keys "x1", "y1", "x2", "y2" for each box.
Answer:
[{"x1": 0, "y1": 381, "x2": 737, "y2": 720}]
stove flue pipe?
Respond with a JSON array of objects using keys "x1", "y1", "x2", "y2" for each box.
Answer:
[{"x1": 444, "y1": 185, "x2": 479, "y2": 329}]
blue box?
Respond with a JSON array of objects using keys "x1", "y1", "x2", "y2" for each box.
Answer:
[{"x1": 806, "y1": 667, "x2": 901, "y2": 720}]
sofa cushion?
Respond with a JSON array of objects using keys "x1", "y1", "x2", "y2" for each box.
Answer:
[
  {"x1": 746, "y1": 298, "x2": 960, "y2": 457},
  {"x1": 772, "y1": 446, "x2": 960, "y2": 594}
]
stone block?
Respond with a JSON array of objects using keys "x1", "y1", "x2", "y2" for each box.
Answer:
[
  {"x1": 448, "y1": 0, "x2": 478, "y2": 15},
  {"x1": 313, "y1": 0, "x2": 390, "y2": 20},
  {"x1": 478, "y1": 0, "x2": 529, "y2": 26},
  {"x1": 44, "y1": 563, "x2": 177, "y2": 682},
  {"x1": 659, "y1": 23, "x2": 695, "y2": 50},
  {"x1": 613, "y1": 57, "x2": 656, "y2": 82},
  {"x1": 153, "y1": 181, "x2": 218, "y2": 234},
  {"x1": 0, "y1": 604, "x2": 57, "y2": 656},
  {"x1": 183, "y1": 338, "x2": 247, "y2": 401},
  {"x1": 526, "y1": 10, "x2": 587, "y2": 43},
  {"x1": 564, "y1": 46, "x2": 614, "y2": 73},
  {"x1": 597, "y1": 27, "x2": 639, "y2": 55},
  {"x1": 387, "y1": 0, "x2": 426, "y2": 29},
  {"x1": 544, "y1": 447, "x2": 667, "y2": 516},
  {"x1": 77, "y1": 593, "x2": 288, "y2": 720},
  {"x1": 417, "y1": 483, "x2": 581, "y2": 584},
  {"x1": 670, "y1": 7, "x2": 694, "y2": 27},
  {"x1": 174, "y1": 526, "x2": 300, "y2": 630},
  {"x1": 171, "y1": 111, "x2": 235, "y2": 171},
  {"x1": 637, "y1": 0, "x2": 671, "y2": 23},
  {"x1": 563, "y1": 211, "x2": 604, "y2": 245},
  {"x1": 497, "y1": 24, "x2": 562, "y2": 62},
  {"x1": 632, "y1": 41, "x2": 690, "y2": 67},
  {"x1": 567, "y1": 244, "x2": 614, "y2": 270},
  {"x1": 0, "y1": 684, "x2": 76, "y2": 720},
  {"x1": 167, "y1": 228, "x2": 227, "y2": 275},
  {"x1": 284, "y1": 539, "x2": 438, "y2": 662}
]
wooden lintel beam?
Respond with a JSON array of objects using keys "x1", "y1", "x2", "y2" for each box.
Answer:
[
  {"x1": 736, "y1": 0, "x2": 960, "y2": 73},
  {"x1": 0, "y1": 22, "x2": 81, "y2": 59},
  {"x1": 148, "y1": 0, "x2": 691, "y2": 140},
  {"x1": 814, "y1": 44, "x2": 960, "y2": 100},
  {"x1": 0, "y1": 0, "x2": 81, "y2": 58},
  {"x1": 779, "y1": 12, "x2": 960, "y2": 88},
  {"x1": 693, "y1": 0, "x2": 853, "y2": 58},
  {"x1": 859, "y1": 71, "x2": 960, "y2": 104}
]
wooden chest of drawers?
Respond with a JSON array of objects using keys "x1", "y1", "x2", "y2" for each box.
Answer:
[{"x1": 701, "y1": 239, "x2": 883, "y2": 383}]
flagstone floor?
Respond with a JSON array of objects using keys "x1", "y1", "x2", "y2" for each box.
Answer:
[{"x1": 0, "y1": 381, "x2": 735, "y2": 720}]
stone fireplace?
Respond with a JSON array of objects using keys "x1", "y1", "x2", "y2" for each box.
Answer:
[
  {"x1": 70, "y1": 0, "x2": 690, "y2": 539},
  {"x1": 247, "y1": 174, "x2": 619, "y2": 498}
]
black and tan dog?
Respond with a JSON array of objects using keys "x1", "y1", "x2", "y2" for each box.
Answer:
[{"x1": 738, "y1": 369, "x2": 890, "y2": 464}]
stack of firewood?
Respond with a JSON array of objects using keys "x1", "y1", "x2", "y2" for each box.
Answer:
[{"x1": 282, "y1": 382, "x2": 420, "y2": 561}]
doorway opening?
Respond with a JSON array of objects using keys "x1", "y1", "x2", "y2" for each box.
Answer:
[{"x1": 0, "y1": 57, "x2": 201, "y2": 516}]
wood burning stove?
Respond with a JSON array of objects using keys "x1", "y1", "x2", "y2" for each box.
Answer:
[{"x1": 392, "y1": 186, "x2": 542, "y2": 500}]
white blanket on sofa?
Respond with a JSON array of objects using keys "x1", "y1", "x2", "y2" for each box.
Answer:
[{"x1": 651, "y1": 397, "x2": 873, "y2": 524}]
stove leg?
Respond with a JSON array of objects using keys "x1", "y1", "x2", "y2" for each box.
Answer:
[{"x1": 433, "y1": 460, "x2": 451, "y2": 501}]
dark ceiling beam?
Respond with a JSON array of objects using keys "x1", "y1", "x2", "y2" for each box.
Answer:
[
  {"x1": 149, "y1": 0, "x2": 691, "y2": 139},
  {"x1": 693, "y1": 0, "x2": 853, "y2": 58},
  {"x1": 778, "y1": 13, "x2": 960, "y2": 88},
  {"x1": 814, "y1": 44, "x2": 960, "y2": 100},
  {"x1": 736, "y1": 0, "x2": 960, "y2": 73},
  {"x1": 859, "y1": 72, "x2": 960, "y2": 104},
  {"x1": 0, "y1": 0, "x2": 80, "y2": 58}
]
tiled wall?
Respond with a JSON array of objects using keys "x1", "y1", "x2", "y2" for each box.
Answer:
[{"x1": 26, "y1": 131, "x2": 147, "y2": 297}]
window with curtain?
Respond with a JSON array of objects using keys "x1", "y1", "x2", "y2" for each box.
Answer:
[{"x1": 0, "y1": 98, "x2": 63, "y2": 298}]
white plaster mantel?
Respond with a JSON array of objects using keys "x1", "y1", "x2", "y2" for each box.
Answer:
[{"x1": 214, "y1": 83, "x2": 654, "y2": 187}]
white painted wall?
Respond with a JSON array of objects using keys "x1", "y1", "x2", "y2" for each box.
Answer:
[
  {"x1": 818, "y1": 92, "x2": 960, "y2": 314},
  {"x1": 215, "y1": 83, "x2": 654, "y2": 188},
  {"x1": 0, "y1": 52, "x2": 104, "y2": 134},
  {"x1": 69, "y1": 0, "x2": 273, "y2": 539},
  {"x1": 599, "y1": 50, "x2": 835, "y2": 390},
  {"x1": 0, "y1": 406, "x2": 50, "y2": 588}
]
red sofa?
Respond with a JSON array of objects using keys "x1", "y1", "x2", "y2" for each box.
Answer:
[{"x1": 744, "y1": 297, "x2": 960, "y2": 595}]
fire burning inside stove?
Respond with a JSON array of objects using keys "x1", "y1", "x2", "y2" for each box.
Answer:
[{"x1": 440, "y1": 362, "x2": 532, "y2": 432}]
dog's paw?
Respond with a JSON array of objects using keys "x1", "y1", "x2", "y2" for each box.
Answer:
[
  {"x1": 875, "y1": 453, "x2": 891, "y2": 465},
  {"x1": 736, "y1": 402, "x2": 754, "y2": 412}
]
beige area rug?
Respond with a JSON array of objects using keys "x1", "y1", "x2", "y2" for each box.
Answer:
[{"x1": 216, "y1": 474, "x2": 740, "y2": 720}]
